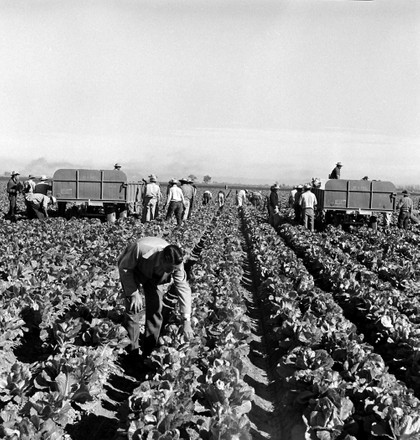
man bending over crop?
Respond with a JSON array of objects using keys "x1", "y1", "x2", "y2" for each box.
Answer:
[{"x1": 118, "y1": 237, "x2": 194, "y2": 361}]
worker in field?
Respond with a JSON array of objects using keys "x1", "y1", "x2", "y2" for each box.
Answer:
[
  {"x1": 114, "y1": 163, "x2": 122, "y2": 170},
  {"x1": 23, "y1": 175, "x2": 37, "y2": 218},
  {"x1": 268, "y1": 184, "x2": 281, "y2": 227},
  {"x1": 217, "y1": 190, "x2": 226, "y2": 208},
  {"x1": 397, "y1": 190, "x2": 413, "y2": 230},
  {"x1": 24, "y1": 193, "x2": 56, "y2": 220},
  {"x1": 6, "y1": 171, "x2": 23, "y2": 221},
  {"x1": 118, "y1": 237, "x2": 194, "y2": 363},
  {"x1": 250, "y1": 191, "x2": 263, "y2": 209},
  {"x1": 165, "y1": 179, "x2": 186, "y2": 226},
  {"x1": 236, "y1": 189, "x2": 248, "y2": 208},
  {"x1": 289, "y1": 186, "x2": 297, "y2": 208},
  {"x1": 34, "y1": 175, "x2": 52, "y2": 195},
  {"x1": 329, "y1": 162, "x2": 343, "y2": 179},
  {"x1": 299, "y1": 184, "x2": 317, "y2": 232},
  {"x1": 142, "y1": 174, "x2": 162, "y2": 223},
  {"x1": 180, "y1": 178, "x2": 195, "y2": 220},
  {"x1": 293, "y1": 184, "x2": 304, "y2": 223},
  {"x1": 202, "y1": 190, "x2": 212, "y2": 205}
]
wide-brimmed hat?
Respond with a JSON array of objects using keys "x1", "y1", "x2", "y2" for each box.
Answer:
[
  {"x1": 28, "y1": 174, "x2": 35, "y2": 179},
  {"x1": 169, "y1": 178, "x2": 179, "y2": 185},
  {"x1": 296, "y1": 184, "x2": 304, "y2": 190},
  {"x1": 114, "y1": 163, "x2": 121, "y2": 168},
  {"x1": 271, "y1": 184, "x2": 280, "y2": 190},
  {"x1": 179, "y1": 177, "x2": 188, "y2": 183},
  {"x1": 148, "y1": 174, "x2": 157, "y2": 182},
  {"x1": 11, "y1": 171, "x2": 20, "y2": 176},
  {"x1": 40, "y1": 175, "x2": 48, "y2": 181},
  {"x1": 402, "y1": 190, "x2": 409, "y2": 195},
  {"x1": 304, "y1": 183, "x2": 312, "y2": 190},
  {"x1": 336, "y1": 162, "x2": 343, "y2": 167}
]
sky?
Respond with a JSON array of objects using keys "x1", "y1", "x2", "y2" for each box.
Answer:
[{"x1": 0, "y1": 0, "x2": 419, "y2": 185}]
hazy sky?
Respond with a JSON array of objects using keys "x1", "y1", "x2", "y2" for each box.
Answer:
[{"x1": 0, "y1": 0, "x2": 419, "y2": 184}]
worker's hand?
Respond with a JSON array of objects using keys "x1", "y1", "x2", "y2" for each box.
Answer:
[
  {"x1": 274, "y1": 207, "x2": 279, "y2": 214},
  {"x1": 181, "y1": 320, "x2": 194, "y2": 340},
  {"x1": 130, "y1": 291, "x2": 144, "y2": 313}
]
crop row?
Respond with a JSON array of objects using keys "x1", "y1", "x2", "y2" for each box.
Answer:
[
  {"x1": 242, "y1": 206, "x2": 420, "y2": 440},
  {"x1": 274, "y1": 220, "x2": 420, "y2": 398},
  {"x1": 125, "y1": 204, "x2": 255, "y2": 439},
  {"x1": 0, "y1": 203, "x2": 217, "y2": 438}
]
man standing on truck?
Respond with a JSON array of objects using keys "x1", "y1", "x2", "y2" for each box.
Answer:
[
  {"x1": 299, "y1": 184, "x2": 317, "y2": 232},
  {"x1": 397, "y1": 190, "x2": 413, "y2": 230},
  {"x1": 118, "y1": 237, "x2": 194, "y2": 362},
  {"x1": 142, "y1": 174, "x2": 162, "y2": 223},
  {"x1": 329, "y1": 162, "x2": 343, "y2": 179},
  {"x1": 114, "y1": 163, "x2": 122, "y2": 170}
]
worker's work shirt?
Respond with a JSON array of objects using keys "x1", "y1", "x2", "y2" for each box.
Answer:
[
  {"x1": 26, "y1": 193, "x2": 50, "y2": 210},
  {"x1": 34, "y1": 182, "x2": 52, "y2": 195},
  {"x1": 167, "y1": 186, "x2": 185, "y2": 204},
  {"x1": 397, "y1": 197, "x2": 413, "y2": 213},
  {"x1": 24, "y1": 179, "x2": 36, "y2": 194},
  {"x1": 268, "y1": 191, "x2": 280, "y2": 209},
  {"x1": 7, "y1": 178, "x2": 20, "y2": 195},
  {"x1": 117, "y1": 237, "x2": 191, "y2": 318},
  {"x1": 143, "y1": 182, "x2": 162, "y2": 200},
  {"x1": 299, "y1": 191, "x2": 317, "y2": 209},
  {"x1": 329, "y1": 167, "x2": 341, "y2": 179},
  {"x1": 181, "y1": 184, "x2": 195, "y2": 201}
]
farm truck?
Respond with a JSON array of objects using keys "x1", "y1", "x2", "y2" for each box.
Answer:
[
  {"x1": 311, "y1": 178, "x2": 397, "y2": 229},
  {"x1": 52, "y1": 168, "x2": 143, "y2": 221}
]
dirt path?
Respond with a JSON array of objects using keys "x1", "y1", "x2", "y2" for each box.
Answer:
[{"x1": 239, "y1": 227, "x2": 306, "y2": 440}]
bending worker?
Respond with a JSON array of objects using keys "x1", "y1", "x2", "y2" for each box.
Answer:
[{"x1": 118, "y1": 236, "x2": 194, "y2": 359}]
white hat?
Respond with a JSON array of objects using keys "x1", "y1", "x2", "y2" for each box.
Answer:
[
  {"x1": 40, "y1": 175, "x2": 48, "y2": 181},
  {"x1": 149, "y1": 174, "x2": 157, "y2": 182},
  {"x1": 11, "y1": 171, "x2": 20, "y2": 176}
]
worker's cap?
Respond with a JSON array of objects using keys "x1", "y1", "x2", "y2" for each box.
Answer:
[
  {"x1": 271, "y1": 184, "x2": 280, "y2": 190},
  {"x1": 303, "y1": 183, "x2": 312, "y2": 190},
  {"x1": 402, "y1": 190, "x2": 409, "y2": 195},
  {"x1": 148, "y1": 174, "x2": 157, "y2": 182},
  {"x1": 40, "y1": 175, "x2": 48, "y2": 181},
  {"x1": 11, "y1": 171, "x2": 20, "y2": 176},
  {"x1": 114, "y1": 163, "x2": 121, "y2": 168},
  {"x1": 50, "y1": 196, "x2": 57, "y2": 204},
  {"x1": 336, "y1": 162, "x2": 343, "y2": 167}
]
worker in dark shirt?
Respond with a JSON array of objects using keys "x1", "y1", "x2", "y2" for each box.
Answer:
[
  {"x1": 329, "y1": 162, "x2": 343, "y2": 179},
  {"x1": 397, "y1": 190, "x2": 413, "y2": 229},
  {"x1": 34, "y1": 175, "x2": 52, "y2": 195},
  {"x1": 6, "y1": 171, "x2": 22, "y2": 221}
]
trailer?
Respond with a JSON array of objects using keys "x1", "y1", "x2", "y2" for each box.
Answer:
[
  {"x1": 312, "y1": 179, "x2": 397, "y2": 228},
  {"x1": 52, "y1": 169, "x2": 143, "y2": 221}
]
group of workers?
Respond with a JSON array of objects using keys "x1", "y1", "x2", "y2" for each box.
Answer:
[{"x1": 5, "y1": 171, "x2": 56, "y2": 221}]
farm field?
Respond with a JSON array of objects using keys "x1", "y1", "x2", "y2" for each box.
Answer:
[{"x1": 2, "y1": 183, "x2": 420, "y2": 439}]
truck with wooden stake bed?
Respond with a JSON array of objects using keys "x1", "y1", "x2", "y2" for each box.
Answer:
[{"x1": 52, "y1": 169, "x2": 143, "y2": 221}]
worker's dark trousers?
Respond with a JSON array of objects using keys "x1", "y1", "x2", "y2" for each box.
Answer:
[
  {"x1": 123, "y1": 280, "x2": 170, "y2": 356},
  {"x1": 166, "y1": 201, "x2": 183, "y2": 225},
  {"x1": 398, "y1": 211, "x2": 410, "y2": 229},
  {"x1": 7, "y1": 195, "x2": 17, "y2": 218}
]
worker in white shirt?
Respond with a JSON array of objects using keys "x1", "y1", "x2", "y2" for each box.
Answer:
[
  {"x1": 299, "y1": 184, "x2": 317, "y2": 232},
  {"x1": 165, "y1": 179, "x2": 186, "y2": 226},
  {"x1": 142, "y1": 174, "x2": 162, "y2": 223}
]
